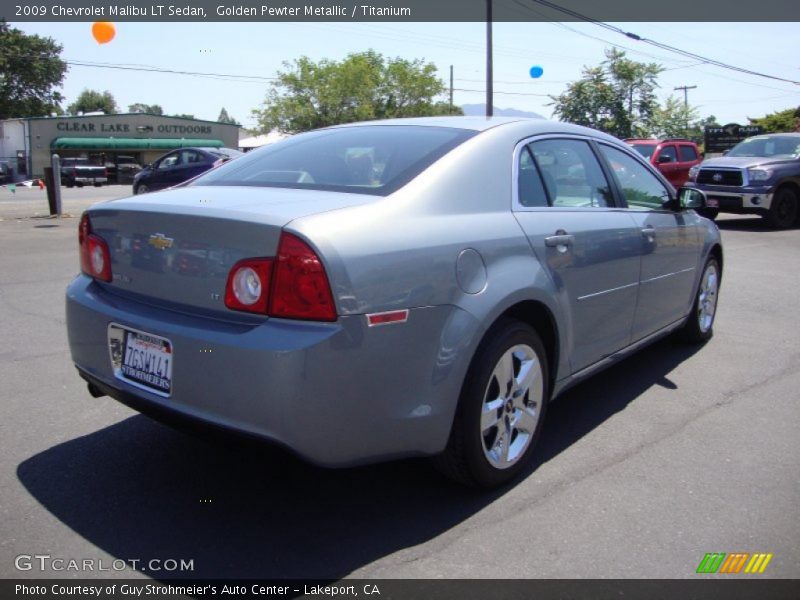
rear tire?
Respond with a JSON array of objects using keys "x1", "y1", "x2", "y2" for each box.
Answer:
[
  {"x1": 134, "y1": 183, "x2": 149, "y2": 195},
  {"x1": 764, "y1": 187, "x2": 797, "y2": 229},
  {"x1": 680, "y1": 257, "x2": 720, "y2": 344},
  {"x1": 433, "y1": 319, "x2": 549, "y2": 488}
]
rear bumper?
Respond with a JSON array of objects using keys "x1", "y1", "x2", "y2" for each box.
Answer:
[
  {"x1": 66, "y1": 275, "x2": 480, "y2": 467},
  {"x1": 64, "y1": 175, "x2": 108, "y2": 185}
]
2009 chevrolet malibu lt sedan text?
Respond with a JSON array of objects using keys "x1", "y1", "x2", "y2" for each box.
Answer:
[{"x1": 66, "y1": 117, "x2": 722, "y2": 488}]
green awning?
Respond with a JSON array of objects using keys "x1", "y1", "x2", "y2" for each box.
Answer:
[{"x1": 51, "y1": 137, "x2": 225, "y2": 150}]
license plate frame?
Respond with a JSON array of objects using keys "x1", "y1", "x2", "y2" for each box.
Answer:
[{"x1": 108, "y1": 323, "x2": 173, "y2": 397}]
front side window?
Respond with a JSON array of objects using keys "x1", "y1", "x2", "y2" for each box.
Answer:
[
  {"x1": 657, "y1": 145, "x2": 677, "y2": 163},
  {"x1": 521, "y1": 138, "x2": 613, "y2": 208},
  {"x1": 159, "y1": 153, "x2": 180, "y2": 169},
  {"x1": 194, "y1": 126, "x2": 477, "y2": 196},
  {"x1": 599, "y1": 144, "x2": 671, "y2": 210}
]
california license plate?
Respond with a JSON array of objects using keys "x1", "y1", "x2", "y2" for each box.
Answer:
[{"x1": 108, "y1": 324, "x2": 173, "y2": 396}]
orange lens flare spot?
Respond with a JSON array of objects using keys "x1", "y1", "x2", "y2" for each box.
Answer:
[{"x1": 92, "y1": 22, "x2": 116, "y2": 44}]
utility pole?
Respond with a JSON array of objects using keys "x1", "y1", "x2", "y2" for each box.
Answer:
[
  {"x1": 674, "y1": 85, "x2": 697, "y2": 137},
  {"x1": 486, "y1": 0, "x2": 493, "y2": 117},
  {"x1": 674, "y1": 85, "x2": 697, "y2": 108},
  {"x1": 449, "y1": 65, "x2": 454, "y2": 114}
]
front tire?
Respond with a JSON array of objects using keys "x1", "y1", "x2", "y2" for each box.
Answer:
[
  {"x1": 764, "y1": 186, "x2": 798, "y2": 229},
  {"x1": 680, "y1": 257, "x2": 720, "y2": 344},
  {"x1": 134, "y1": 183, "x2": 149, "y2": 195},
  {"x1": 433, "y1": 320, "x2": 549, "y2": 488}
]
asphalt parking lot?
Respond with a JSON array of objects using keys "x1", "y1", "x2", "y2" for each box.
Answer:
[{"x1": 0, "y1": 185, "x2": 798, "y2": 580}]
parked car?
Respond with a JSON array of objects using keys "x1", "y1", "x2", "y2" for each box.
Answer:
[
  {"x1": 105, "y1": 155, "x2": 142, "y2": 185},
  {"x1": 132, "y1": 147, "x2": 242, "y2": 194},
  {"x1": 0, "y1": 161, "x2": 11, "y2": 184},
  {"x1": 687, "y1": 133, "x2": 800, "y2": 229},
  {"x1": 60, "y1": 157, "x2": 107, "y2": 187},
  {"x1": 626, "y1": 138, "x2": 703, "y2": 188},
  {"x1": 66, "y1": 117, "x2": 722, "y2": 488}
]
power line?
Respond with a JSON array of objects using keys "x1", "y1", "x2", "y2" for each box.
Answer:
[
  {"x1": 454, "y1": 87, "x2": 550, "y2": 97},
  {"x1": 527, "y1": 0, "x2": 800, "y2": 86},
  {"x1": 0, "y1": 49, "x2": 278, "y2": 82},
  {"x1": 66, "y1": 60, "x2": 278, "y2": 83}
]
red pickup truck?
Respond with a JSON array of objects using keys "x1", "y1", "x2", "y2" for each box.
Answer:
[{"x1": 625, "y1": 138, "x2": 703, "y2": 188}]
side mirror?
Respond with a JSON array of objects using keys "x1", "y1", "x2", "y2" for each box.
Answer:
[
  {"x1": 677, "y1": 187, "x2": 707, "y2": 210},
  {"x1": 657, "y1": 154, "x2": 674, "y2": 164}
]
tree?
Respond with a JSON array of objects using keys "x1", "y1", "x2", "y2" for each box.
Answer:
[
  {"x1": 172, "y1": 113, "x2": 195, "y2": 119},
  {"x1": 748, "y1": 106, "x2": 800, "y2": 133},
  {"x1": 550, "y1": 49, "x2": 662, "y2": 138},
  {"x1": 0, "y1": 22, "x2": 67, "y2": 119},
  {"x1": 67, "y1": 89, "x2": 117, "y2": 115},
  {"x1": 217, "y1": 107, "x2": 239, "y2": 125},
  {"x1": 128, "y1": 103, "x2": 163, "y2": 115},
  {"x1": 651, "y1": 96, "x2": 699, "y2": 139},
  {"x1": 685, "y1": 114, "x2": 720, "y2": 148},
  {"x1": 254, "y1": 50, "x2": 458, "y2": 133}
]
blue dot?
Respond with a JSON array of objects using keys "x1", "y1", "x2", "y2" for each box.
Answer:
[{"x1": 529, "y1": 66, "x2": 544, "y2": 79}]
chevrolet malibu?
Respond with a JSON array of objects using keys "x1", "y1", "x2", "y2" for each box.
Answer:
[{"x1": 66, "y1": 117, "x2": 722, "y2": 488}]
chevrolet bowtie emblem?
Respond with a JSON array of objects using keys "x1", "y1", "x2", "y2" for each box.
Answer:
[{"x1": 147, "y1": 233, "x2": 174, "y2": 250}]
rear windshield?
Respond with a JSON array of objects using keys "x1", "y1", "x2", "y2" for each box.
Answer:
[
  {"x1": 207, "y1": 147, "x2": 243, "y2": 160},
  {"x1": 628, "y1": 143, "x2": 656, "y2": 159},
  {"x1": 193, "y1": 125, "x2": 477, "y2": 196}
]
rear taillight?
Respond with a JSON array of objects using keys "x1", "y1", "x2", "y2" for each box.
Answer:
[
  {"x1": 223, "y1": 233, "x2": 337, "y2": 322},
  {"x1": 79, "y1": 213, "x2": 112, "y2": 282},
  {"x1": 270, "y1": 233, "x2": 337, "y2": 321}
]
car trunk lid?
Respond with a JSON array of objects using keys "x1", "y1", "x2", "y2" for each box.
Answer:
[{"x1": 87, "y1": 186, "x2": 373, "y2": 316}]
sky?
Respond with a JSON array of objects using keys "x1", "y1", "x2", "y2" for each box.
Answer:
[{"x1": 12, "y1": 20, "x2": 800, "y2": 131}]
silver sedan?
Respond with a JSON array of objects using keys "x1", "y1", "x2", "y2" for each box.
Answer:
[{"x1": 66, "y1": 117, "x2": 722, "y2": 487}]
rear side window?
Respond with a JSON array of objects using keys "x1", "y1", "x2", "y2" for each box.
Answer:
[
  {"x1": 517, "y1": 147, "x2": 549, "y2": 207},
  {"x1": 520, "y1": 138, "x2": 613, "y2": 208},
  {"x1": 181, "y1": 150, "x2": 203, "y2": 164},
  {"x1": 208, "y1": 148, "x2": 243, "y2": 160},
  {"x1": 679, "y1": 145, "x2": 699, "y2": 161},
  {"x1": 194, "y1": 126, "x2": 477, "y2": 196}
]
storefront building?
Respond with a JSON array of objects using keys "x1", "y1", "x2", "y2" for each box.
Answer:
[{"x1": 0, "y1": 113, "x2": 239, "y2": 182}]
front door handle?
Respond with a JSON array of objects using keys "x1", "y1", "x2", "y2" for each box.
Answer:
[{"x1": 641, "y1": 227, "x2": 656, "y2": 241}]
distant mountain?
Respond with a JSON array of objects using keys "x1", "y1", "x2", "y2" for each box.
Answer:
[{"x1": 461, "y1": 104, "x2": 544, "y2": 119}]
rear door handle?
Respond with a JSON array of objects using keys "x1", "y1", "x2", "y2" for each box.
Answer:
[
  {"x1": 641, "y1": 227, "x2": 656, "y2": 237},
  {"x1": 544, "y1": 233, "x2": 574, "y2": 247}
]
